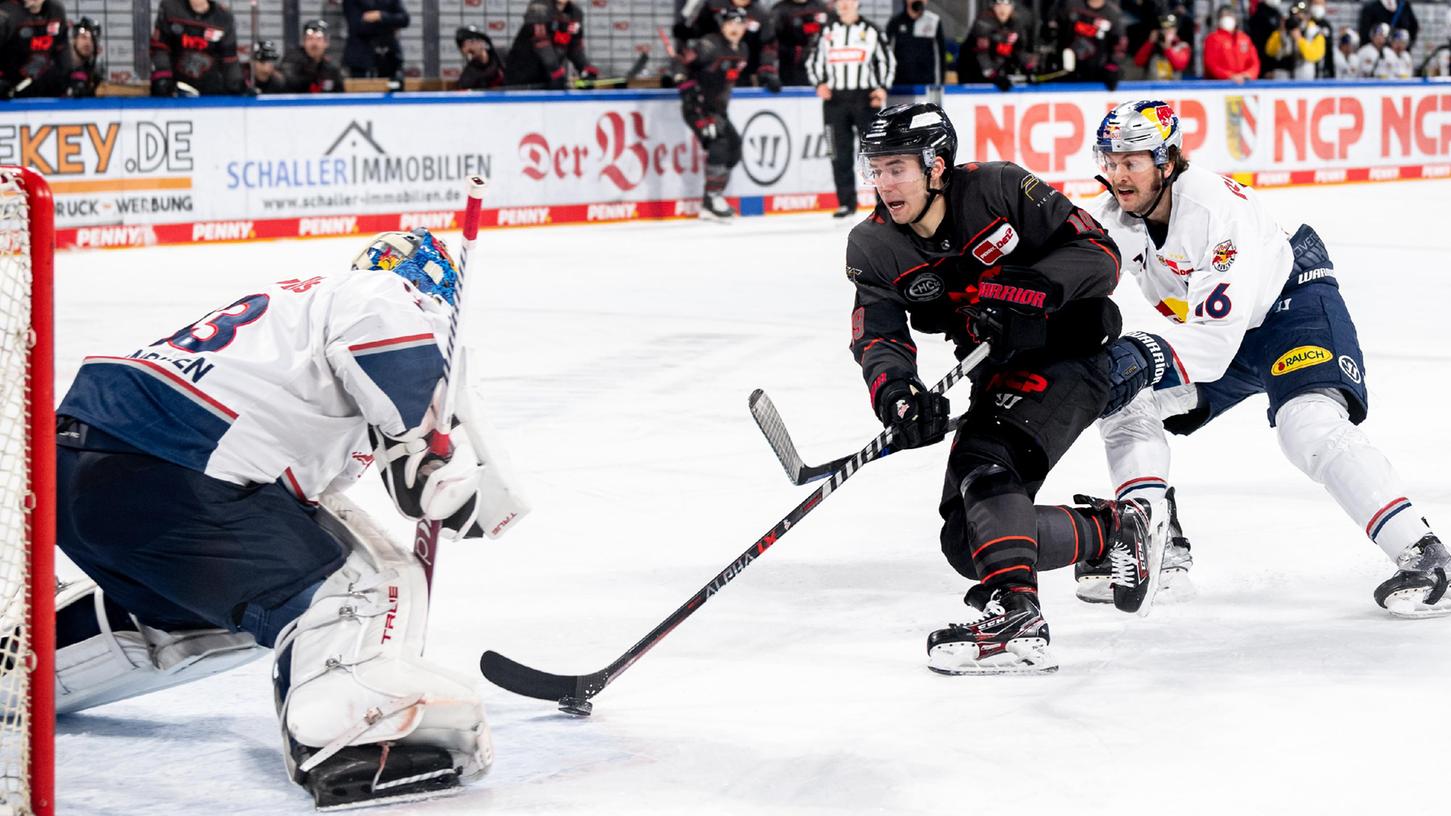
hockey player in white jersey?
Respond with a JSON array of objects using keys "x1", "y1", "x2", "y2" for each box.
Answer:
[
  {"x1": 50, "y1": 228, "x2": 527, "y2": 807},
  {"x1": 1079, "y1": 100, "x2": 1447, "y2": 618}
]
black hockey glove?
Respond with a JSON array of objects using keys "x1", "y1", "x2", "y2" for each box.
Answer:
[
  {"x1": 1101, "y1": 331, "x2": 1170, "y2": 417},
  {"x1": 875, "y1": 378, "x2": 951, "y2": 450},
  {"x1": 991, "y1": 72, "x2": 1014, "y2": 92},
  {"x1": 966, "y1": 267, "x2": 1060, "y2": 364},
  {"x1": 760, "y1": 71, "x2": 782, "y2": 93},
  {"x1": 150, "y1": 76, "x2": 176, "y2": 97}
]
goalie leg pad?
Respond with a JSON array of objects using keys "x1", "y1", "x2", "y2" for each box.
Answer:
[
  {"x1": 274, "y1": 494, "x2": 492, "y2": 804},
  {"x1": 54, "y1": 577, "x2": 264, "y2": 715}
]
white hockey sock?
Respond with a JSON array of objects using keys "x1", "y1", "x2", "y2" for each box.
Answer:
[
  {"x1": 1275, "y1": 391, "x2": 1432, "y2": 561},
  {"x1": 1099, "y1": 389, "x2": 1172, "y2": 502}
]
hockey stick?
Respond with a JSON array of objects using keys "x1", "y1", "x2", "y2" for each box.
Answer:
[
  {"x1": 479, "y1": 343, "x2": 991, "y2": 715},
  {"x1": 412, "y1": 177, "x2": 488, "y2": 592},
  {"x1": 749, "y1": 356, "x2": 973, "y2": 486},
  {"x1": 571, "y1": 51, "x2": 650, "y2": 88}
]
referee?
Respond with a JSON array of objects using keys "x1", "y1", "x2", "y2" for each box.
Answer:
[{"x1": 807, "y1": 0, "x2": 895, "y2": 218}]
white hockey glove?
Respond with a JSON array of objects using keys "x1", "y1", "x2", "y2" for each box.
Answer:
[{"x1": 371, "y1": 420, "x2": 528, "y2": 540}]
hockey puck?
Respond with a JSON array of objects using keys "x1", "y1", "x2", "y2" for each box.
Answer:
[{"x1": 558, "y1": 696, "x2": 592, "y2": 717}]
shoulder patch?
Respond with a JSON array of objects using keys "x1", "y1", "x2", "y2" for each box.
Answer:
[{"x1": 1211, "y1": 239, "x2": 1237, "y2": 272}]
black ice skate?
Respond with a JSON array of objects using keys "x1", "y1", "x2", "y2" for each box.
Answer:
[
  {"x1": 1074, "y1": 494, "x2": 1169, "y2": 616},
  {"x1": 926, "y1": 586, "x2": 1056, "y2": 675},
  {"x1": 1076, "y1": 487, "x2": 1193, "y2": 604},
  {"x1": 1374, "y1": 533, "x2": 1451, "y2": 619},
  {"x1": 700, "y1": 193, "x2": 736, "y2": 222},
  {"x1": 831, "y1": 204, "x2": 856, "y2": 219}
]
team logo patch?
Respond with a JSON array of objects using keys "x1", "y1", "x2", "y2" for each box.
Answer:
[
  {"x1": 1211, "y1": 239, "x2": 1237, "y2": 272},
  {"x1": 1272, "y1": 345, "x2": 1332, "y2": 376},
  {"x1": 905, "y1": 273, "x2": 944, "y2": 301},
  {"x1": 1339, "y1": 355, "x2": 1362, "y2": 383},
  {"x1": 972, "y1": 223, "x2": 1019, "y2": 265}
]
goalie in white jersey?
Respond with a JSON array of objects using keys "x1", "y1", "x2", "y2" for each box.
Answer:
[
  {"x1": 1080, "y1": 100, "x2": 1447, "y2": 619},
  {"x1": 50, "y1": 228, "x2": 527, "y2": 807}
]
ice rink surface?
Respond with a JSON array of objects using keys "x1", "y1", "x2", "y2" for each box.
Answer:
[{"x1": 53, "y1": 180, "x2": 1451, "y2": 815}]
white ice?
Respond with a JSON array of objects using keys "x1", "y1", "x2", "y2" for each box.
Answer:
[{"x1": 53, "y1": 180, "x2": 1451, "y2": 815}]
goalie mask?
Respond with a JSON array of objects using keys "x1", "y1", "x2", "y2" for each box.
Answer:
[{"x1": 352, "y1": 228, "x2": 461, "y2": 307}]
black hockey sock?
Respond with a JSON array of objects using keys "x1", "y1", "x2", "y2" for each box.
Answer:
[
  {"x1": 704, "y1": 164, "x2": 729, "y2": 195},
  {"x1": 961, "y1": 467, "x2": 1040, "y2": 590},
  {"x1": 1034, "y1": 505, "x2": 1110, "y2": 571}
]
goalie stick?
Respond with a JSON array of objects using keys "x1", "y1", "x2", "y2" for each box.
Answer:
[
  {"x1": 479, "y1": 343, "x2": 991, "y2": 715},
  {"x1": 412, "y1": 177, "x2": 487, "y2": 592}
]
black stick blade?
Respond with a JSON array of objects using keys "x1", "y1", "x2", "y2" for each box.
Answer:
[{"x1": 480, "y1": 651, "x2": 583, "y2": 701}]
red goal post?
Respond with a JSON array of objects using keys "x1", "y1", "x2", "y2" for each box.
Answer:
[{"x1": 0, "y1": 166, "x2": 55, "y2": 816}]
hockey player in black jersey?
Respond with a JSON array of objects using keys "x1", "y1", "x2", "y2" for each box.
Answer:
[
  {"x1": 0, "y1": 0, "x2": 70, "y2": 99},
  {"x1": 149, "y1": 0, "x2": 244, "y2": 96},
  {"x1": 674, "y1": 8, "x2": 750, "y2": 221},
  {"x1": 846, "y1": 103, "x2": 1170, "y2": 674},
  {"x1": 770, "y1": 0, "x2": 829, "y2": 86},
  {"x1": 674, "y1": 0, "x2": 782, "y2": 90}
]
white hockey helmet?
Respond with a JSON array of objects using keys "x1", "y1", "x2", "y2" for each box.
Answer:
[{"x1": 1094, "y1": 100, "x2": 1184, "y2": 168}]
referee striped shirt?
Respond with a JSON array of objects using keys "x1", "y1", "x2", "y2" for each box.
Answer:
[{"x1": 807, "y1": 18, "x2": 896, "y2": 90}]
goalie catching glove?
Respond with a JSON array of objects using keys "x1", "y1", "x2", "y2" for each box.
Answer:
[{"x1": 372, "y1": 417, "x2": 526, "y2": 539}]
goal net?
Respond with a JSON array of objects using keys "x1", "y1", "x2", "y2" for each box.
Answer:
[{"x1": 0, "y1": 166, "x2": 54, "y2": 816}]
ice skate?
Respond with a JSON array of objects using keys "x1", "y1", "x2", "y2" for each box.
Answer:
[
  {"x1": 927, "y1": 586, "x2": 1057, "y2": 675},
  {"x1": 1074, "y1": 494, "x2": 1170, "y2": 616},
  {"x1": 1374, "y1": 534, "x2": 1451, "y2": 619},
  {"x1": 699, "y1": 193, "x2": 736, "y2": 222},
  {"x1": 1076, "y1": 488, "x2": 1194, "y2": 604}
]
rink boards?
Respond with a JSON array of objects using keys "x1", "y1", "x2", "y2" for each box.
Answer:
[{"x1": 1, "y1": 81, "x2": 1447, "y2": 249}]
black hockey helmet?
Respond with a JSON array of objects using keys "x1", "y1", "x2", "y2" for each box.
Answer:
[
  {"x1": 858, "y1": 103, "x2": 958, "y2": 172},
  {"x1": 719, "y1": 7, "x2": 750, "y2": 24},
  {"x1": 254, "y1": 40, "x2": 280, "y2": 63},
  {"x1": 456, "y1": 24, "x2": 489, "y2": 48},
  {"x1": 303, "y1": 18, "x2": 330, "y2": 37},
  {"x1": 73, "y1": 16, "x2": 101, "y2": 40}
]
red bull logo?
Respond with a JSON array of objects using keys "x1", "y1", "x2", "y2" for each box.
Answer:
[{"x1": 1211, "y1": 239, "x2": 1237, "y2": 272}]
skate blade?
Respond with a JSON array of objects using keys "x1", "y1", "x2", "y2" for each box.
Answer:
[
  {"x1": 1075, "y1": 578, "x2": 1114, "y2": 605},
  {"x1": 1384, "y1": 590, "x2": 1451, "y2": 619},
  {"x1": 1154, "y1": 570, "x2": 1197, "y2": 604},
  {"x1": 927, "y1": 639, "x2": 1058, "y2": 675},
  {"x1": 698, "y1": 212, "x2": 736, "y2": 224}
]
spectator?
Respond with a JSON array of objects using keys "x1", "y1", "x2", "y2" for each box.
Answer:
[
  {"x1": 1307, "y1": 1, "x2": 1335, "y2": 76},
  {"x1": 1134, "y1": 12, "x2": 1190, "y2": 80},
  {"x1": 150, "y1": 0, "x2": 244, "y2": 96},
  {"x1": 1118, "y1": 0, "x2": 1159, "y2": 63},
  {"x1": 675, "y1": 1, "x2": 781, "y2": 91},
  {"x1": 886, "y1": 0, "x2": 947, "y2": 86},
  {"x1": 1355, "y1": 21, "x2": 1392, "y2": 76},
  {"x1": 342, "y1": 0, "x2": 408, "y2": 82},
  {"x1": 961, "y1": 0, "x2": 1032, "y2": 90},
  {"x1": 1358, "y1": 0, "x2": 1417, "y2": 49},
  {"x1": 1202, "y1": 4, "x2": 1259, "y2": 81},
  {"x1": 454, "y1": 24, "x2": 503, "y2": 90},
  {"x1": 1419, "y1": 8, "x2": 1450, "y2": 76},
  {"x1": 808, "y1": 0, "x2": 893, "y2": 218},
  {"x1": 250, "y1": 39, "x2": 285, "y2": 94},
  {"x1": 1385, "y1": 27, "x2": 1413, "y2": 76},
  {"x1": 505, "y1": 0, "x2": 600, "y2": 89},
  {"x1": 1265, "y1": 1, "x2": 1326, "y2": 79},
  {"x1": 1248, "y1": 0, "x2": 1287, "y2": 78},
  {"x1": 1333, "y1": 27, "x2": 1360, "y2": 76},
  {"x1": 0, "y1": 0, "x2": 70, "y2": 99},
  {"x1": 771, "y1": 0, "x2": 830, "y2": 86},
  {"x1": 282, "y1": 18, "x2": 346, "y2": 93},
  {"x1": 1052, "y1": 0, "x2": 1125, "y2": 90},
  {"x1": 67, "y1": 15, "x2": 104, "y2": 98}
]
